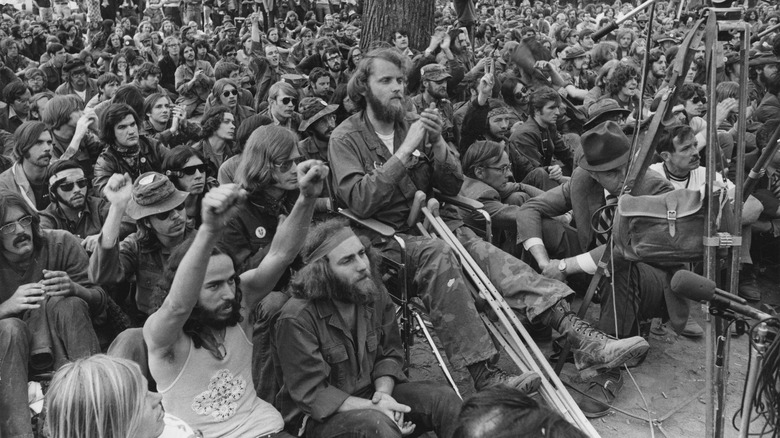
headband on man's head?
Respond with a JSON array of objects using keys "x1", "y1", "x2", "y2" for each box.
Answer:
[{"x1": 303, "y1": 227, "x2": 358, "y2": 264}]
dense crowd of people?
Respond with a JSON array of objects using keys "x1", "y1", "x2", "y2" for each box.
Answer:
[{"x1": 0, "y1": 0, "x2": 779, "y2": 436}]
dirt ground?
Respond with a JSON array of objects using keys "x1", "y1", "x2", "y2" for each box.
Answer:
[{"x1": 405, "y1": 262, "x2": 780, "y2": 438}]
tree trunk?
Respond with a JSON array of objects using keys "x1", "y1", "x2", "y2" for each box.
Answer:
[{"x1": 361, "y1": 0, "x2": 435, "y2": 53}]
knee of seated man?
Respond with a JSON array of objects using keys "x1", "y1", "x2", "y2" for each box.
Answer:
[
  {"x1": 49, "y1": 295, "x2": 90, "y2": 318},
  {"x1": 0, "y1": 318, "x2": 30, "y2": 345},
  {"x1": 342, "y1": 409, "x2": 402, "y2": 437}
]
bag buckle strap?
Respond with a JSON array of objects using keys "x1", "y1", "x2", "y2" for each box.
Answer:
[{"x1": 667, "y1": 210, "x2": 677, "y2": 237}]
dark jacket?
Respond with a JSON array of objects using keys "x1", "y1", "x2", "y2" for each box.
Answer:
[
  {"x1": 507, "y1": 116, "x2": 573, "y2": 181},
  {"x1": 275, "y1": 288, "x2": 406, "y2": 428}
]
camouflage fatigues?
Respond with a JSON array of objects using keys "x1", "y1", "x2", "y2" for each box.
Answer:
[{"x1": 330, "y1": 111, "x2": 573, "y2": 369}]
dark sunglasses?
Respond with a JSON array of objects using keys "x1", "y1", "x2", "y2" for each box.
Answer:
[
  {"x1": 274, "y1": 156, "x2": 305, "y2": 173},
  {"x1": 178, "y1": 164, "x2": 208, "y2": 176},
  {"x1": 692, "y1": 97, "x2": 707, "y2": 104},
  {"x1": 280, "y1": 96, "x2": 298, "y2": 106},
  {"x1": 58, "y1": 178, "x2": 88, "y2": 192},
  {"x1": 226, "y1": 52, "x2": 237, "y2": 57},
  {"x1": 154, "y1": 202, "x2": 186, "y2": 221},
  {"x1": 222, "y1": 89, "x2": 238, "y2": 97}
]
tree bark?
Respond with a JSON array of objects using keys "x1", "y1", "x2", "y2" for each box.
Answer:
[{"x1": 361, "y1": 0, "x2": 435, "y2": 53}]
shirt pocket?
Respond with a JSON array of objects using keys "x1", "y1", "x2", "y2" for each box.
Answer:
[
  {"x1": 322, "y1": 343, "x2": 349, "y2": 387},
  {"x1": 366, "y1": 331, "x2": 378, "y2": 353}
]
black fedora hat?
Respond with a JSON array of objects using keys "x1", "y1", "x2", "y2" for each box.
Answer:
[{"x1": 579, "y1": 121, "x2": 631, "y2": 172}]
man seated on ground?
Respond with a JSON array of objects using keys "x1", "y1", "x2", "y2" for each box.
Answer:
[
  {"x1": 453, "y1": 385, "x2": 587, "y2": 438},
  {"x1": 39, "y1": 159, "x2": 109, "y2": 253},
  {"x1": 649, "y1": 124, "x2": 765, "y2": 302},
  {"x1": 0, "y1": 81, "x2": 32, "y2": 133},
  {"x1": 175, "y1": 43, "x2": 216, "y2": 118},
  {"x1": 0, "y1": 121, "x2": 54, "y2": 210},
  {"x1": 0, "y1": 190, "x2": 104, "y2": 438},
  {"x1": 412, "y1": 63, "x2": 458, "y2": 149},
  {"x1": 142, "y1": 160, "x2": 327, "y2": 438},
  {"x1": 261, "y1": 81, "x2": 303, "y2": 131},
  {"x1": 93, "y1": 103, "x2": 170, "y2": 195},
  {"x1": 55, "y1": 59, "x2": 99, "y2": 104},
  {"x1": 41, "y1": 95, "x2": 104, "y2": 183},
  {"x1": 86, "y1": 73, "x2": 121, "y2": 109},
  {"x1": 507, "y1": 86, "x2": 573, "y2": 191},
  {"x1": 275, "y1": 218, "x2": 462, "y2": 437},
  {"x1": 90, "y1": 171, "x2": 189, "y2": 325},
  {"x1": 298, "y1": 97, "x2": 338, "y2": 163},
  {"x1": 131, "y1": 62, "x2": 170, "y2": 99},
  {"x1": 305, "y1": 68, "x2": 333, "y2": 101},
  {"x1": 329, "y1": 48, "x2": 649, "y2": 395},
  {"x1": 517, "y1": 121, "x2": 687, "y2": 415}
]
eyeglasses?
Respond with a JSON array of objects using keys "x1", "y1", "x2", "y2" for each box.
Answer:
[
  {"x1": 177, "y1": 164, "x2": 207, "y2": 176},
  {"x1": 692, "y1": 97, "x2": 707, "y2": 104},
  {"x1": 484, "y1": 164, "x2": 512, "y2": 174},
  {"x1": 58, "y1": 178, "x2": 88, "y2": 192},
  {"x1": 280, "y1": 96, "x2": 298, "y2": 106},
  {"x1": 0, "y1": 216, "x2": 33, "y2": 235},
  {"x1": 327, "y1": 56, "x2": 341, "y2": 62},
  {"x1": 154, "y1": 202, "x2": 186, "y2": 221},
  {"x1": 222, "y1": 89, "x2": 238, "y2": 97},
  {"x1": 274, "y1": 156, "x2": 305, "y2": 173},
  {"x1": 226, "y1": 52, "x2": 237, "y2": 57}
]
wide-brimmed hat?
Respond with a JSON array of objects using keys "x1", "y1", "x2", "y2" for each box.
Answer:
[
  {"x1": 126, "y1": 172, "x2": 190, "y2": 220},
  {"x1": 421, "y1": 63, "x2": 451, "y2": 81},
  {"x1": 560, "y1": 45, "x2": 588, "y2": 60},
  {"x1": 583, "y1": 98, "x2": 631, "y2": 130},
  {"x1": 298, "y1": 97, "x2": 338, "y2": 131},
  {"x1": 579, "y1": 121, "x2": 631, "y2": 172}
]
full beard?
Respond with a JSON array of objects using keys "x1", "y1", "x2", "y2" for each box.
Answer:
[
  {"x1": 367, "y1": 87, "x2": 406, "y2": 124},
  {"x1": 192, "y1": 297, "x2": 242, "y2": 330},
  {"x1": 330, "y1": 271, "x2": 382, "y2": 305}
]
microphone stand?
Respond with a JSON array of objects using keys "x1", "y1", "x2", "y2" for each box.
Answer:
[{"x1": 592, "y1": 0, "x2": 660, "y2": 41}]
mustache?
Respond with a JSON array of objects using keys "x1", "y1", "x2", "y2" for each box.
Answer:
[{"x1": 13, "y1": 234, "x2": 31, "y2": 245}]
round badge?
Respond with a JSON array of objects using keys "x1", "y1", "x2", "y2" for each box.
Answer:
[
  {"x1": 255, "y1": 227, "x2": 267, "y2": 238},
  {"x1": 140, "y1": 157, "x2": 147, "y2": 163}
]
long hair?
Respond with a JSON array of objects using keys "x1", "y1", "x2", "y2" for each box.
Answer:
[
  {"x1": 286, "y1": 218, "x2": 384, "y2": 302},
  {"x1": 453, "y1": 385, "x2": 587, "y2": 438},
  {"x1": 151, "y1": 235, "x2": 242, "y2": 352},
  {"x1": 200, "y1": 105, "x2": 232, "y2": 139},
  {"x1": 346, "y1": 47, "x2": 411, "y2": 110},
  {"x1": 142, "y1": 92, "x2": 171, "y2": 120},
  {"x1": 44, "y1": 355, "x2": 147, "y2": 438},
  {"x1": 208, "y1": 78, "x2": 240, "y2": 110},
  {"x1": 13, "y1": 121, "x2": 49, "y2": 162},
  {"x1": 606, "y1": 64, "x2": 638, "y2": 97},
  {"x1": 0, "y1": 190, "x2": 42, "y2": 246},
  {"x1": 100, "y1": 103, "x2": 141, "y2": 146},
  {"x1": 462, "y1": 140, "x2": 505, "y2": 178},
  {"x1": 235, "y1": 125, "x2": 298, "y2": 193}
]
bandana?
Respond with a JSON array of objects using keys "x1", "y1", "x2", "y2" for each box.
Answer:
[{"x1": 303, "y1": 227, "x2": 358, "y2": 264}]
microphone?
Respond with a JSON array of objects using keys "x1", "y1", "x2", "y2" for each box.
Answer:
[{"x1": 671, "y1": 271, "x2": 771, "y2": 321}]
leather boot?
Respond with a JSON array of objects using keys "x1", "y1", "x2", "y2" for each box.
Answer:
[
  {"x1": 467, "y1": 360, "x2": 542, "y2": 394},
  {"x1": 542, "y1": 300, "x2": 650, "y2": 379}
]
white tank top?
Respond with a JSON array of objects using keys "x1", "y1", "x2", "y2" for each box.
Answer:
[{"x1": 157, "y1": 325, "x2": 284, "y2": 438}]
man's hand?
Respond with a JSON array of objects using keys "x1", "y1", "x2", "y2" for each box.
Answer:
[
  {"x1": 715, "y1": 97, "x2": 738, "y2": 127},
  {"x1": 0, "y1": 283, "x2": 45, "y2": 316},
  {"x1": 201, "y1": 184, "x2": 247, "y2": 232},
  {"x1": 547, "y1": 164, "x2": 563, "y2": 182},
  {"x1": 297, "y1": 159, "x2": 329, "y2": 199},
  {"x1": 396, "y1": 119, "x2": 428, "y2": 160},
  {"x1": 41, "y1": 270, "x2": 75, "y2": 297},
  {"x1": 81, "y1": 234, "x2": 100, "y2": 253},
  {"x1": 418, "y1": 105, "x2": 443, "y2": 141},
  {"x1": 170, "y1": 104, "x2": 186, "y2": 133},
  {"x1": 541, "y1": 259, "x2": 567, "y2": 282},
  {"x1": 74, "y1": 108, "x2": 98, "y2": 139},
  {"x1": 104, "y1": 173, "x2": 133, "y2": 209},
  {"x1": 369, "y1": 391, "x2": 412, "y2": 425}
]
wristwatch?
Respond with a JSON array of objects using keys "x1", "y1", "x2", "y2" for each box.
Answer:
[{"x1": 558, "y1": 259, "x2": 567, "y2": 275}]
